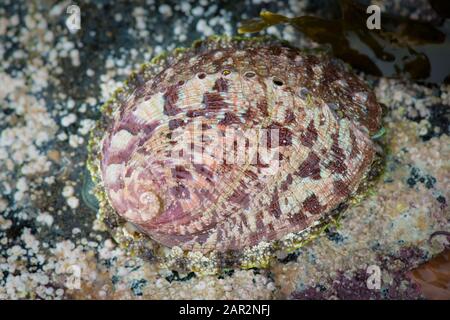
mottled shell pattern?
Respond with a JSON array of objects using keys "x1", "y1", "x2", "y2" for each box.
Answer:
[{"x1": 88, "y1": 36, "x2": 382, "y2": 271}]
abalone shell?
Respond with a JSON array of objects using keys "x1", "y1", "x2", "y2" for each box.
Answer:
[{"x1": 88, "y1": 37, "x2": 383, "y2": 269}]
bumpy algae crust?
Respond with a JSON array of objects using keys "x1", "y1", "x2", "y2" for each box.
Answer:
[{"x1": 87, "y1": 35, "x2": 386, "y2": 274}]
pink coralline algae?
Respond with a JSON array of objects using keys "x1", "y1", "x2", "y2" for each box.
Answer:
[{"x1": 88, "y1": 37, "x2": 383, "y2": 269}]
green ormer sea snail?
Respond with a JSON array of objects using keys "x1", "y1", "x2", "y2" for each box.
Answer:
[{"x1": 87, "y1": 36, "x2": 384, "y2": 273}]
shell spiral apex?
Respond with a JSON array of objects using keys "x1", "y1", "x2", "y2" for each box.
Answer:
[{"x1": 88, "y1": 36, "x2": 383, "y2": 271}]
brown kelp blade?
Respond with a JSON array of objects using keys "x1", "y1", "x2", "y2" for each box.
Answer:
[{"x1": 238, "y1": 0, "x2": 450, "y2": 84}]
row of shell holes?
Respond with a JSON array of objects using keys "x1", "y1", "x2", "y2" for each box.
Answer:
[{"x1": 196, "y1": 69, "x2": 284, "y2": 87}]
